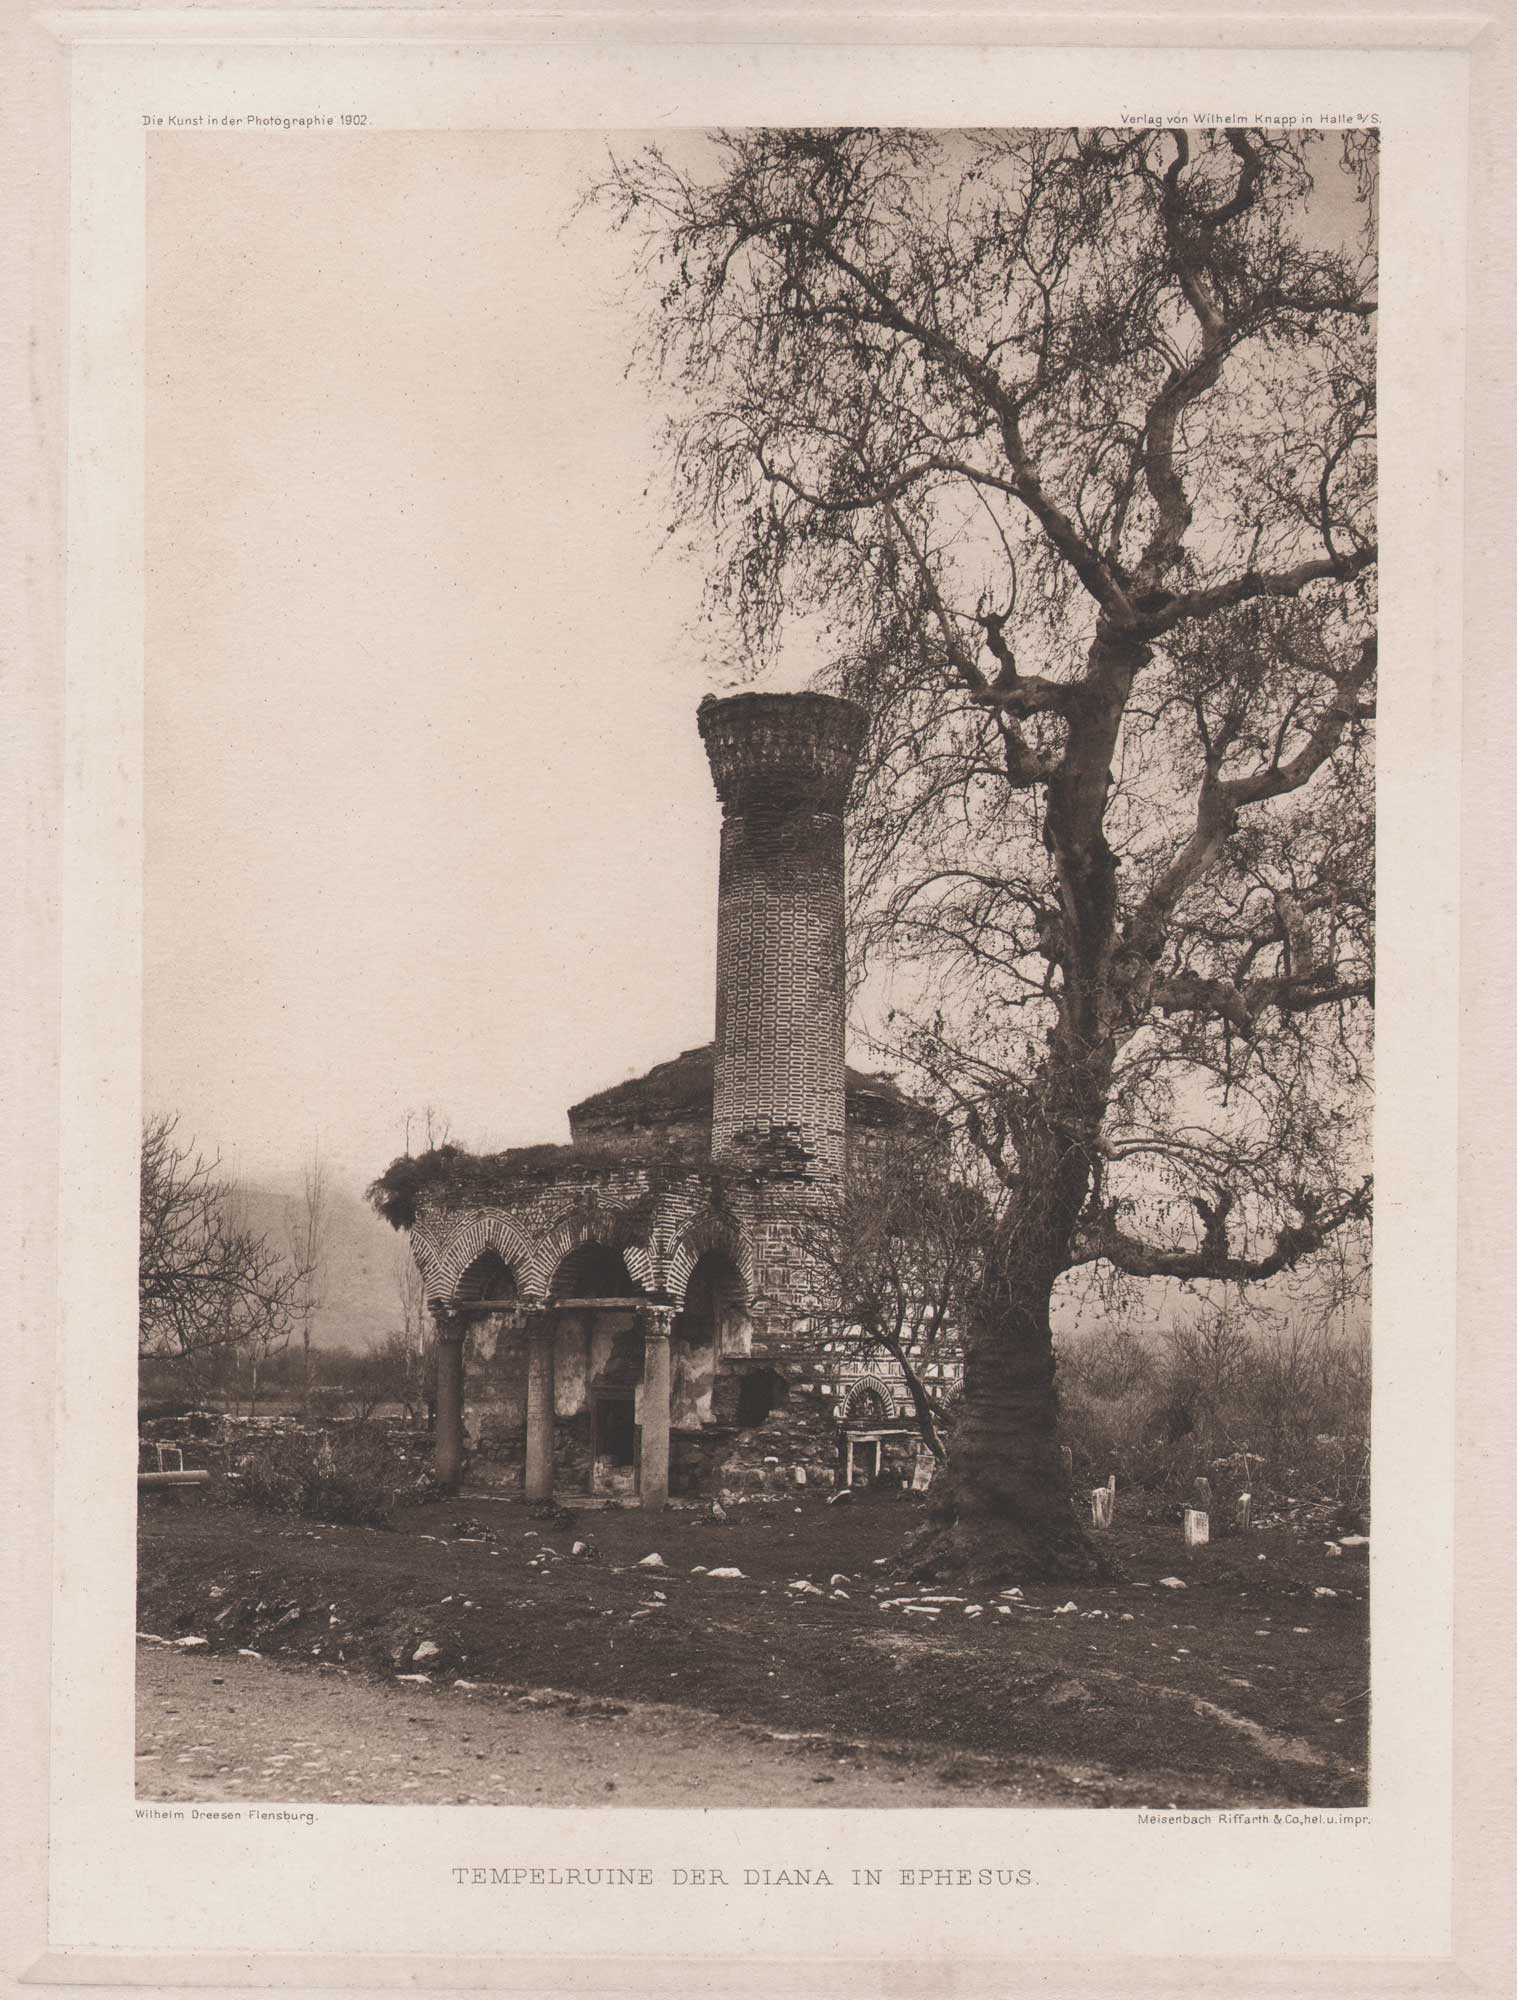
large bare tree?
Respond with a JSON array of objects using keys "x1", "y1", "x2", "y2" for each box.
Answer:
[{"x1": 599, "y1": 126, "x2": 1375, "y2": 1577}]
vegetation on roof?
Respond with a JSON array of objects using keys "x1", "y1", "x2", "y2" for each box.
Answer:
[{"x1": 365, "y1": 1135, "x2": 711, "y2": 1231}]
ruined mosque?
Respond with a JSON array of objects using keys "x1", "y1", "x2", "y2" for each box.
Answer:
[{"x1": 371, "y1": 691, "x2": 959, "y2": 1505}]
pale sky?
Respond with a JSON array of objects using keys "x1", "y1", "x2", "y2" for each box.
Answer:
[
  {"x1": 147, "y1": 129, "x2": 750, "y2": 1195},
  {"x1": 145, "y1": 127, "x2": 1367, "y2": 1207}
]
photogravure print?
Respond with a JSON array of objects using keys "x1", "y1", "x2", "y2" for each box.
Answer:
[
  {"x1": 137, "y1": 120, "x2": 1375, "y2": 1819},
  {"x1": 35, "y1": 23, "x2": 1471, "y2": 1981}
]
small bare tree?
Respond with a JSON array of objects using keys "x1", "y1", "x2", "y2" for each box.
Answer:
[
  {"x1": 357, "y1": 1328, "x2": 428, "y2": 1423},
  {"x1": 393, "y1": 1240, "x2": 429, "y2": 1359},
  {"x1": 139, "y1": 1114, "x2": 305, "y2": 1384},
  {"x1": 800, "y1": 1131, "x2": 986, "y2": 1462},
  {"x1": 285, "y1": 1142, "x2": 331, "y2": 1410}
]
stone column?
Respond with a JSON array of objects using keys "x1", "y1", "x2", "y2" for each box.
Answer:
[
  {"x1": 432, "y1": 1308, "x2": 467, "y2": 1496},
  {"x1": 638, "y1": 1305, "x2": 676, "y2": 1509},
  {"x1": 524, "y1": 1308, "x2": 557, "y2": 1502}
]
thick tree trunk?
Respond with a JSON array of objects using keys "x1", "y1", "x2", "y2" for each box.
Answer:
[
  {"x1": 907, "y1": 1262, "x2": 1106, "y2": 1583},
  {"x1": 906, "y1": 1050, "x2": 1118, "y2": 1585}
]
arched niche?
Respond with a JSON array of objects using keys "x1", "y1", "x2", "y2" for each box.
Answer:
[
  {"x1": 549, "y1": 1240, "x2": 642, "y2": 1299},
  {"x1": 675, "y1": 1249, "x2": 752, "y2": 1427},
  {"x1": 453, "y1": 1247, "x2": 518, "y2": 1306}
]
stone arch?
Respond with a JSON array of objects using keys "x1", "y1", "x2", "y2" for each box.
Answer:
[
  {"x1": 664, "y1": 1212, "x2": 756, "y2": 1308},
  {"x1": 429, "y1": 1213, "x2": 535, "y2": 1306},
  {"x1": 454, "y1": 1247, "x2": 518, "y2": 1305},
  {"x1": 549, "y1": 1239, "x2": 641, "y2": 1299},
  {"x1": 529, "y1": 1208, "x2": 651, "y2": 1298},
  {"x1": 842, "y1": 1374, "x2": 899, "y2": 1423}
]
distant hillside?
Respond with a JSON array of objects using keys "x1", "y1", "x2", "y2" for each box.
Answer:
[{"x1": 235, "y1": 1177, "x2": 407, "y2": 1353}]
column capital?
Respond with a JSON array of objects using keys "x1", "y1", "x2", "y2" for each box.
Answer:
[
  {"x1": 636, "y1": 1302, "x2": 677, "y2": 1339},
  {"x1": 430, "y1": 1303, "x2": 466, "y2": 1342}
]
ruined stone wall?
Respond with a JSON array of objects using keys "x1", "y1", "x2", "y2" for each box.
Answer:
[{"x1": 404, "y1": 1136, "x2": 922, "y2": 1497}]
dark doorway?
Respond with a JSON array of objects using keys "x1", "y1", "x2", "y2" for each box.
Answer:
[
  {"x1": 594, "y1": 1394, "x2": 637, "y2": 1467},
  {"x1": 736, "y1": 1368, "x2": 785, "y2": 1427}
]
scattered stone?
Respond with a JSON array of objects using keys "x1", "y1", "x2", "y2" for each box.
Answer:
[
  {"x1": 999, "y1": 1587, "x2": 1024, "y2": 1601},
  {"x1": 175, "y1": 1636, "x2": 208, "y2": 1649},
  {"x1": 831, "y1": 1589, "x2": 850, "y2": 1601},
  {"x1": 395, "y1": 1673, "x2": 431, "y2": 1684},
  {"x1": 636, "y1": 1553, "x2": 665, "y2": 1569},
  {"x1": 1119, "y1": 1613, "x2": 1135, "y2": 1622},
  {"x1": 829, "y1": 1573, "x2": 850, "y2": 1589},
  {"x1": 412, "y1": 1640, "x2": 441, "y2": 1663},
  {"x1": 453, "y1": 1680, "x2": 480, "y2": 1691},
  {"x1": 706, "y1": 1567, "x2": 745, "y2": 1579},
  {"x1": 691, "y1": 1564, "x2": 708, "y2": 1574},
  {"x1": 827, "y1": 1490, "x2": 853, "y2": 1506},
  {"x1": 1339, "y1": 1534, "x2": 1369, "y2": 1549},
  {"x1": 1324, "y1": 1542, "x2": 1344, "y2": 1557},
  {"x1": 903, "y1": 1604, "x2": 940, "y2": 1617},
  {"x1": 237, "y1": 1648, "x2": 262, "y2": 1659},
  {"x1": 963, "y1": 1604, "x2": 983, "y2": 1615},
  {"x1": 1313, "y1": 1586, "x2": 1338, "y2": 1600},
  {"x1": 1044, "y1": 1678, "x2": 1094, "y2": 1709},
  {"x1": 1158, "y1": 1577, "x2": 1187, "y2": 1590},
  {"x1": 1053, "y1": 1602, "x2": 1078, "y2": 1615}
]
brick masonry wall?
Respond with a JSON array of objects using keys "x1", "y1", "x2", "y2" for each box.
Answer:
[{"x1": 699, "y1": 692, "x2": 865, "y2": 1180}]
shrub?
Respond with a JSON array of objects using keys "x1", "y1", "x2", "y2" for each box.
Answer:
[
  {"x1": 1056, "y1": 1311, "x2": 1369, "y2": 1527},
  {"x1": 227, "y1": 1422, "x2": 420, "y2": 1527}
]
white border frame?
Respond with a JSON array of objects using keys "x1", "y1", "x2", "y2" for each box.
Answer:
[{"x1": 4, "y1": 4, "x2": 1507, "y2": 1991}]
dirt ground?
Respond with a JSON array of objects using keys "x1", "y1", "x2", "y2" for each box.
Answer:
[
  {"x1": 138, "y1": 1644, "x2": 1126, "y2": 1806},
  {"x1": 137, "y1": 1488, "x2": 1369, "y2": 1809}
]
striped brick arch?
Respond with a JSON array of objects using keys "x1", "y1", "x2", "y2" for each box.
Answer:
[
  {"x1": 426, "y1": 1213, "x2": 536, "y2": 1306},
  {"x1": 664, "y1": 1212, "x2": 756, "y2": 1308},
  {"x1": 528, "y1": 1209, "x2": 654, "y2": 1299},
  {"x1": 842, "y1": 1374, "x2": 900, "y2": 1421}
]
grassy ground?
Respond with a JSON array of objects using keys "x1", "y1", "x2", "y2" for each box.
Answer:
[{"x1": 137, "y1": 1487, "x2": 1369, "y2": 1808}]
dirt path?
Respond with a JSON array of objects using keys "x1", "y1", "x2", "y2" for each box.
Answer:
[{"x1": 137, "y1": 1643, "x2": 1126, "y2": 1807}]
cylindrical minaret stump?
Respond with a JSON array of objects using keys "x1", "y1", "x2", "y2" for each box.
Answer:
[{"x1": 698, "y1": 691, "x2": 867, "y2": 1179}]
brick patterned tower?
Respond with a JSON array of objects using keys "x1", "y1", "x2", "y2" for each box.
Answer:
[{"x1": 698, "y1": 691, "x2": 867, "y2": 1179}]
